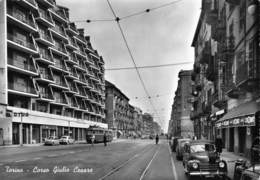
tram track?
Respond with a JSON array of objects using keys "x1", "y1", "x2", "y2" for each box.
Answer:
[{"x1": 98, "y1": 144, "x2": 161, "y2": 180}]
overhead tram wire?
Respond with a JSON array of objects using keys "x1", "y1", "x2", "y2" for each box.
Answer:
[
  {"x1": 106, "y1": 0, "x2": 163, "y2": 125},
  {"x1": 73, "y1": 0, "x2": 185, "y2": 23},
  {"x1": 120, "y1": 0, "x2": 184, "y2": 20},
  {"x1": 105, "y1": 62, "x2": 193, "y2": 71}
]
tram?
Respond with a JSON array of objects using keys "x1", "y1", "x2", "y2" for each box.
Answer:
[{"x1": 86, "y1": 126, "x2": 113, "y2": 143}]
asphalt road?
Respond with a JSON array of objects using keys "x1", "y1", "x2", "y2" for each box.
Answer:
[{"x1": 0, "y1": 139, "x2": 190, "y2": 180}]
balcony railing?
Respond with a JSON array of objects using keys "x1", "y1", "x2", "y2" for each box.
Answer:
[
  {"x1": 7, "y1": 8, "x2": 36, "y2": 29},
  {"x1": 52, "y1": 45, "x2": 67, "y2": 54},
  {"x1": 38, "y1": 9, "x2": 53, "y2": 24},
  {"x1": 8, "y1": 57, "x2": 37, "y2": 73},
  {"x1": 52, "y1": 25, "x2": 67, "y2": 37},
  {"x1": 8, "y1": 82, "x2": 37, "y2": 94},
  {"x1": 39, "y1": 71, "x2": 53, "y2": 81},
  {"x1": 54, "y1": 79, "x2": 67, "y2": 87},
  {"x1": 40, "y1": 91, "x2": 53, "y2": 100},
  {"x1": 8, "y1": 33, "x2": 36, "y2": 51},
  {"x1": 54, "y1": 97, "x2": 67, "y2": 104},
  {"x1": 37, "y1": 32, "x2": 53, "y2": 44},
  {"x1": 236, "y1": 60, "x2": 257, "y2": 86}
]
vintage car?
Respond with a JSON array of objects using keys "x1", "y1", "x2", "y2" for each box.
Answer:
[
  {"x1": 182, "y1": 140, "x2": 227, "y2": 179},
  {"x1": 44, "y1": 136, "x2": 60, "y2": 146},
  {"x1": 233, "y1": 137, "x2": 260, "y2": 180},
  {"x1": 176, "y1": 138, "x2": 191, "y2": 160}
]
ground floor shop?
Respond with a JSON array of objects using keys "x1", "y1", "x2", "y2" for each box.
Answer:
[
  {"x1": 0, "y1": 106, "x2": 108, "y2": 145},
  {"x1": 215, "y1": 101, "x2": 259, "y2": 158}
]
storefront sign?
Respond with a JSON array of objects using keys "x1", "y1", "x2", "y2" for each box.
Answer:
[{"x1": 216, "y1": 115, "x2": 255, "y2": 129}]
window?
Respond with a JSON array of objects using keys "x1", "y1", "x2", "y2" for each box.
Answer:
[{"x1": 239, "y1": 0, "x2": 246, "y2": 31}]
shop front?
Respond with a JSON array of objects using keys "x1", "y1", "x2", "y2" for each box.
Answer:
[{"x1": 215, "y1": 101, "x2": 259, "y2": 158}]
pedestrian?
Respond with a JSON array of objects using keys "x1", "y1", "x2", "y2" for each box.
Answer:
[
  {"x1": 155, "y1": 134, "x2": 159, "y2": 145},
  {"x1": 215, "y1": 134, "x2": 223, "y2": 156},
  {"x1": 91, "y1": 133, "x2": 95, "y2": 147},
  {"x1": 103, "y1": 132, "x2": 107, "y2": 146}
]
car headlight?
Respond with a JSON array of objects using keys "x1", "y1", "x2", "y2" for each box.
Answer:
[
  {"x1": 219, "y1": 162, "x2": 225, "y2": 168},
  {"x1": 192, "y1": 162, "x2": 199, "y2": 169}
]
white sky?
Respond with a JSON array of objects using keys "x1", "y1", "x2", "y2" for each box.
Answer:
[{"x1": 57, "y1": 0, "x2": 202, "y2": 132}]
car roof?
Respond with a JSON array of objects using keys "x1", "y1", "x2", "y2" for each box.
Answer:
[{"x1": 189, "y1": 140, "x2": 214, "y2": 145}]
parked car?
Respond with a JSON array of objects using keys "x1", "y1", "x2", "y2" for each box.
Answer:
[
  {"x1": 44, "y1": 136, "x2": 60, "y2": 146},
  {"x1": 170, "y1": 136, "x2": 182, "y2": 152},
  {"x1": 233, "y1": 137, "x2": 260, "y2": 180},
  {"x1": 176, "y1": 138, "x2": 191, "y2": 160},
  {"x1": 141, "y1": 135, "x2": 149, "y2": 139},
  {"x1": 182, "y1": 140, "x2": 227, "y2": 179},
  {"x1": 59, "y1": 136, "x2": 74, "y2": 145}
]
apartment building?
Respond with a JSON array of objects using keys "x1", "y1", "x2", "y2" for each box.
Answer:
[
  {"x1": 0, "y1": 0, "x2": 106, "y2": 145},
  {"x1": 168, "y1": 70, "x2": 194, "y2": 138},
  {"x1": 191, "y1": 0, "x2": 260, "y2": 158},
  {"x1": 105, "y1": 80, "x2": 131, "y2": 138}
]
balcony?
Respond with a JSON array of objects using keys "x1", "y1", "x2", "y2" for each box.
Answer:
[
  {"x1": 35, "y1": 9, "x2": 54, "y2": 27},
  {"x1": 89, "y1": 52, "x2": 100, "y2": 61},
  {"x1": 224, "y1": 79, "x2": 240, "y2": 99},
  {"x1": 50, "y1": 78, "x2": 69, "y2": 90},
  {"x1": 66, "y1": 53, "x2": 78, "y2": 65},
  {"x1": 66, "y1": 67, "x2": 78, "y2": 80},
  {"x1": 50, "y1": 44, "x2": 68, "y2": 57},
  {"x1": 65, "y1": 23, "x2": 79, "y2": 35},
  {"x1": 75, "y1": 49, "x2": 87, "y2": 59},
  {"x1": 67, "y1": 97, "x2": 78, "y2": 108},
  {"x1": 8, "y1": 57, "x2": 38, "y2": 76},
  {"x1": 199, "y1": 41, "x2": 211, "y2": 64},
  {"x1": 50, "y1": 9, "x2": 68, "y2": 23},
  {"x1": 74, "y1": 61, "x2": 87, "y2": 72},
  {"x1": 236, "y1": 60, "x2": 258, "y2": 91},
  {"x1": 7, "y1": 8, "x2": 37, "y2": 33},
  {"x1": 35, "y1": 31, "x2": 54, "y2": 47},
  {"x1": 52, "y1": 96, "x2": 68, "y2": 105},
  {"x1": 205, "y1": 8, "x2": 218, "y2": 25},
  {"x1": 50, "y1": 25, "x2": 68, "y2": 41},
  {"x1": 85, "y1": 43, "x2": 94, "y2": 53},
  {"x1": 38, "y1": 88, "x2": 54, "y2": 102},
  {"x1": 65, "y1": 38, "x2": 78, "y2": 51},
  {"x1": 75, "y1": 89, "x2": 88, "y2": 99},
  {"x1": 16, "y1": 0, "x2": 38, "y2": 11},
  {"x1": 67, "y1": 83, "x2": 78, "y2": 94},
  {"x1": 74, "y1": 35, "x2": 86, "y2": 45},
  {"x1": 50, "y1": 59, "x2": 69, "y2": 73},
  {"x1": 99, "y1": 57, "x2": 105, "y2": 65},
  {"x1": 7, "y1": 34, "x2": 38, "y2": 54},
  {"x1": 8, "y1": 81, "x2": 38, "y2": 97},
  {"x1": 212, "y1": 92, "x2": 227, "y2": 109},
  {"x1": 36, "y1": 0, "x2": 55, "y2": 8},
  {"x1": 36, "y1": 69, "x2": 54, "y2": 83},
  {"x1": 35, "y1": 51, "x2": 54, "y2": 65}
]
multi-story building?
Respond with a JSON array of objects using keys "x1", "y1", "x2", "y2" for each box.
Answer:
[
  {"x1": 0, "y1": 0, "x2": 106, "y2": 145},
  {"x1": 133, "y1": 106, "x2": 143, "y2": 136},
  {"x1": 105, "y1": 80, "x2": 135, "y2": 138},
  {"x1": 191, "y1": 0, "x2": 260, "y2": 158},
  {"x1": 168, "y1": 70, "x2": 194, "y2": 138},
  {"x1": 142, "y1": 113, "x2": 154, "y2": 135}
]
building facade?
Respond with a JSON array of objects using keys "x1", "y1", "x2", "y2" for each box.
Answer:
[
  {"x1": 0, "y1": 0, "x2": 106, "y2": 145},
  {"x1": 168, "y1": 70, "x2": 194, "y2": 138},
  {"x1": 191, "y1": 0, "x2": 260, "y2": 158}
]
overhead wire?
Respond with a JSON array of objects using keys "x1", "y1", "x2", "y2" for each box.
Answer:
[
  {"x1": 105, "y1": 0, "x2": 163, "y2": 125},
  {"x1": 105, "y1": 62, "x2": 193, "y2": 71},
  {"x1": 73, "y1": 0, "x2": 185, "y2": 23}
]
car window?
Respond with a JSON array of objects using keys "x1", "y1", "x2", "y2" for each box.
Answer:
[{"x1": 190, "y1": 144, "x2": 205, "y2": 153}]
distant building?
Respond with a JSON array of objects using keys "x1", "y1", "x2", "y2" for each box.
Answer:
[
  {"x1": 168, "y1": 70, "x2": 194, "y2": 138},
  {"x1": 142, "y1": 113, "x2": 154, "y2": 135}
]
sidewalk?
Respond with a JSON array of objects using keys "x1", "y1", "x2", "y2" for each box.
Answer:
[{"x1": 220, "y1": 149, "x2": 249, "y2": 180}]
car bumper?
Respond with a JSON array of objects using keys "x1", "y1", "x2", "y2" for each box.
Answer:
[{"x1": 189, "y1": 171, "x2": 227, "y2": 177}]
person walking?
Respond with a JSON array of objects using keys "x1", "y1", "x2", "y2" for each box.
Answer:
[
  {"x1": 215, "y1": 134, "x2": 223, "y2": 156},
  {"x1": 155, "y1": 134, "x2": 159, "y2": 145},
  {"x1": 103, "y1": 132, "x2": 107, "y2": 146},
  {"x1": 91, "y1": 133, "x2": 95, "y2": 147}
]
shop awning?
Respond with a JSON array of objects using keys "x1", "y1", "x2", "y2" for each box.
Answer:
[{"x1": 216, "y1": 101, "x2": 260, "y2": 128}]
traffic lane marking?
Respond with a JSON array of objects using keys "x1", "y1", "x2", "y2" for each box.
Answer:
[{"x1": 168, "y1": 145, "x2": 178, "y2": 180}]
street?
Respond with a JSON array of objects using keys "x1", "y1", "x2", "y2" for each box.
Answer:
[{"x1": 0, "y1": 139, "x2": 192, "y2": 180}]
